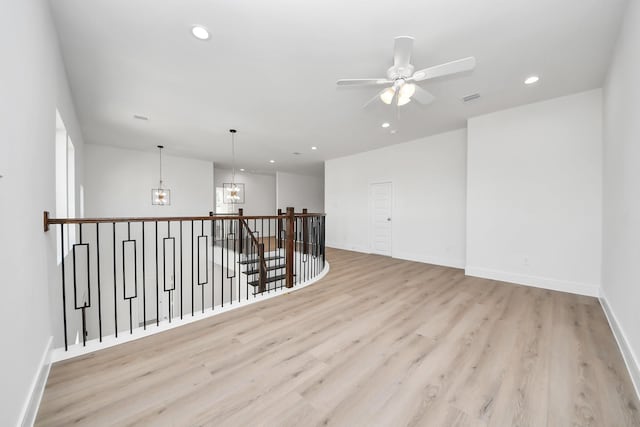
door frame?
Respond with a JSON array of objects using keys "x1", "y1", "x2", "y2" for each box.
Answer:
[{"x1": 368, "y1": 180, "x2": 393, "y2": 256}]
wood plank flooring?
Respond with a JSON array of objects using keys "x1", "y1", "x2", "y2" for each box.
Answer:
[{"x1": 36, "y1": 248, "x2": 640, "y2": 426}]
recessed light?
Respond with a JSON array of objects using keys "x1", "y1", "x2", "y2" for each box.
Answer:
[
  {"x1": 191, "y1": 25, "x2": 210, "y2": 40},
  {"x1": 240, "y1": 168, "x2": 245, "y2": 172},
  {"x1": 269, "y1": 160, "x2": 275, "y2": 163},
  {"x1": 311, "y1": 146, "x2": 317, "y2": 150},
  {"x1": 381, "y1": 122, "x2": 390, "y2": 128},
  {"x1": 524, "y1": 76, "x2": 539, "y2": 85}
]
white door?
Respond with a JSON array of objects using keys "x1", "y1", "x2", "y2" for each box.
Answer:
[{"x1": 370, "y1": 182, "x2": 392, "y2": 256}]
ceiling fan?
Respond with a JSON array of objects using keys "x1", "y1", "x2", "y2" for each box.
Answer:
[{"x1": 337, "y1": 36, "x2": 476, "y2": 108}]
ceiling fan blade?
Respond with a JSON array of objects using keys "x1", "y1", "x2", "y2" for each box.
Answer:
[
  {"x1": 411, "y1": 56, "x2": 476, "y2": 82},
  {"x1": 412, "y1": 86, "x2": 435, "y2": 105},
  {"x1": 393, "y1": 36, "x2": 414, "y2": 69},
  {"x1": 336, "y1": 78, "x2": 391, "y2": 86}
]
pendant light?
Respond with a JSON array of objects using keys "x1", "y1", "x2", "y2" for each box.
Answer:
[
  {"x1": 228, "y1": 129, "x2": 241, "y2": 203},
  {"x1": 151, "y1": 145, "x2": 171, "y2": 205},
  {"x1": 224, "y1": 129, "x2": 243, "y2": 204}
]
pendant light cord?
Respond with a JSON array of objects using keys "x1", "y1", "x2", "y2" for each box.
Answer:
[
  {"x1": 230, "y1": 129, "x2": 237, "y2": 186},
  {"x1": 231, "y1": 131, "x2": 236, "y2": 185},
  {"x1": 158, "y1": 145, "x2": 164, "y2": 188}
]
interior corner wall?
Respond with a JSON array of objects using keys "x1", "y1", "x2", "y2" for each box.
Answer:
[
  {"x1": 276, "y1": 171, "x2": 324, "y2": 213},
  {"x1": 602, "y1": 0, "x2": 640, "y2": 395},
  {"x1": 84, "y1": 144, "x2": 214, "y2": 217},
  {"x1": 214, "y1": 169, "x2": 276, "y2": 216},
  {"x1": 466, "y1": 89, "x2": 603, "y2": 296},
  {"x1": 325, "y1": 129, "x2": 467, "y2": 268},
  {"x1": 0, "y1": 0, "x2": 86, "y2": 425}
]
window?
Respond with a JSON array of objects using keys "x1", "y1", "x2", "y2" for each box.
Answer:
[{"x1": 56, "y1": 110, "x2": 76, "y2": 263}]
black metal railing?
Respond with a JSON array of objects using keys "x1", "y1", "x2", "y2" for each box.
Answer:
[{"x1": 44, "y1": 209, "x2": 326, "y2": 351}]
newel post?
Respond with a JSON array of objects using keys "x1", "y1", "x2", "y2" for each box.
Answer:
[
  {"x1": 285, "y1": 207, "x2": 295, "y2": 288},
  {"x1": 258, "y1": 243, "x2": 266, "y2": 293},
  {"x1": 277, "y1": 208, "x2": 283, "y2": 249},
  {"x1": 43, "y1": 211, "x2": 50, "y2": 232},
  {"x1": 238, "y1": 208, "x2": 244, "y2": 255},
  {"x1": 302, "y1": 208, "x2": 309, "y2": 255}
]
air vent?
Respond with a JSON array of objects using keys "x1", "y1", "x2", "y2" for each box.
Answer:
[{"x1": 462, "y1": 93, "x2": 480, "y2": 102}]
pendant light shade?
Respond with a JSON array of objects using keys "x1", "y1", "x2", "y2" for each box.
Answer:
[{"x1": 152, "y1": 145, "x2": 171, "y2": 205}]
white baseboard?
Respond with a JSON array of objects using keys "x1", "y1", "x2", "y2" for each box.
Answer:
[
  {"x1": 465, "y1": 266, "x2": 600, "y2": 297},
  {"x1": 599, "y1": 292, "x2": 640, "y2": 401},
  {"x1": 393, "y1": 251, "x2": 465, "y2": 269},
  {"x1": 327, "y1": 245, "x2": 465, "y2": 270},
  {"x1": 326, "y1": 242, "x2": 370, "y2": 254},
  {"x1": 19, "y1": 336, "x2": 53, "y2": 427}
]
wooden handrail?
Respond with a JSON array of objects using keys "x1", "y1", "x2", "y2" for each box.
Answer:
[
  {"x1": 44, "y1": 210, "x2": 325, "y2": 232},
  {"x1": 239, "y1": 218, "x2": 268, "y2": 293},
  {"x1": 239, "y1": 218, "x2": 262, "y2": 248}
]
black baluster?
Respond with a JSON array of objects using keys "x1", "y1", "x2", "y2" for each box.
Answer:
[
  {"x1": 127, "y1": 222, "x2": 133, "y2": 333},
  {"x1": 201, "y1": 220, "x2": 205, "y2": 313},
  {"x1": 191, "y1": 220, "x2": 194, "y2": 316},
  {"x1": 221, "y1": 219, "x2": 224, "y2": 306},
  {"x1": 167, "y1": 221, "x2": 172, "y2": 322},
  {"x1": 60, "y1": 224, "x2": 68, "y2": 351},
  {"x1": 212, "y1": 219, "x2": 216, "y2": 309},
  {"x1": 78, "y1": 224, "x2": 86, "y2": 346},
  {"x1": 142, "y1": 222, "x2": 146, "y2": 329},
  {"x1": 96, "y1": 223, "x2": 102, "y2": 341},
  {"x1": 155, "y1": 221, "x2": 159, "y2": 327},
  {"x1": 113, "y1": 222, "x2": 117, "y2": 337},
  {"x1": 180, "y1": 221, "x2": 183, "y2": 320},
  {"x1": 215, "y1": 220, "x2": 216, "y2": 310}
]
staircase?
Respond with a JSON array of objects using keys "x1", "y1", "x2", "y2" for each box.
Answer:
[{"x1": 239, "y1": 254, "x2": 288, "y2": 292}]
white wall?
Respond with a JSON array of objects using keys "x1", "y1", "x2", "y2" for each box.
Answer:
[
  {"x1": 84, "y1": 144, "x2": 214, "y2": 217},
  {"x1": 214, "y1": 168, "x2": 276, "y2": 216},
  {"x1": 602, "y1": 0, "x2": 640, "y2": 394},
  {"x1": 0, "y1": 0, "x2": 85, "y2": 424},
  {"x1": 325, "y1": 129, "x2": 467, "y2": 268},
  {"x1": 276, "y1": 171, "x2": 324, "y2": 213},
  {"x1": 466, "y1": 89, "x2": 602, "y2": 296}
]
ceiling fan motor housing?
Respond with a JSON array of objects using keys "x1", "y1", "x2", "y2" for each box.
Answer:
[{"x1": 387, "y1": 64, "x2": 414, "y2": 80}]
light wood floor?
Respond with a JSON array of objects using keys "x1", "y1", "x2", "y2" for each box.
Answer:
[{"x1": 36, "y1": 248, "x2": 640, "y2": 426}]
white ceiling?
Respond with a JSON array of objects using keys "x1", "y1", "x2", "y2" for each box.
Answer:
[{"x1": 51, "y1": 0, "x2": 627, "y2": 174}]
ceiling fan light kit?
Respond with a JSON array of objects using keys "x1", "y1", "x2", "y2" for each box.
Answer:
[{"x1": 337, "y1": 36, "x2": 476, "y2": 108}]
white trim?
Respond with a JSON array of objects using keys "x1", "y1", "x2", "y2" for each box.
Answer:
[
  {"x1": 19, "y1": 336, "x2": 53, "y2": 427},
  {"x1": 599, "y1": 291, "x2": 640, "y2": 401},
  {"x1": 51, "y1": 262, "x2": 330, "y2": 363},
  {"x1": 393, "y1": 251, "x2": 465, "y2": 269},
  {"x1": 465, "y1": 266, "x2": 600, "y2": 297},
  {"x1": 326, "y1": 243, "x2": 370, "y2": 254}
]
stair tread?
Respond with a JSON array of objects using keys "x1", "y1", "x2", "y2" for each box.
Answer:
[
  {"x1": 243, "y1": 264, "x2": 287, "y2": 275},
  {"x1": 238, "y1": 255, "x2": 284, "y2": 265},
  {"x1": 248, "y1": 274, "x2": 294, "y2": 287}
]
